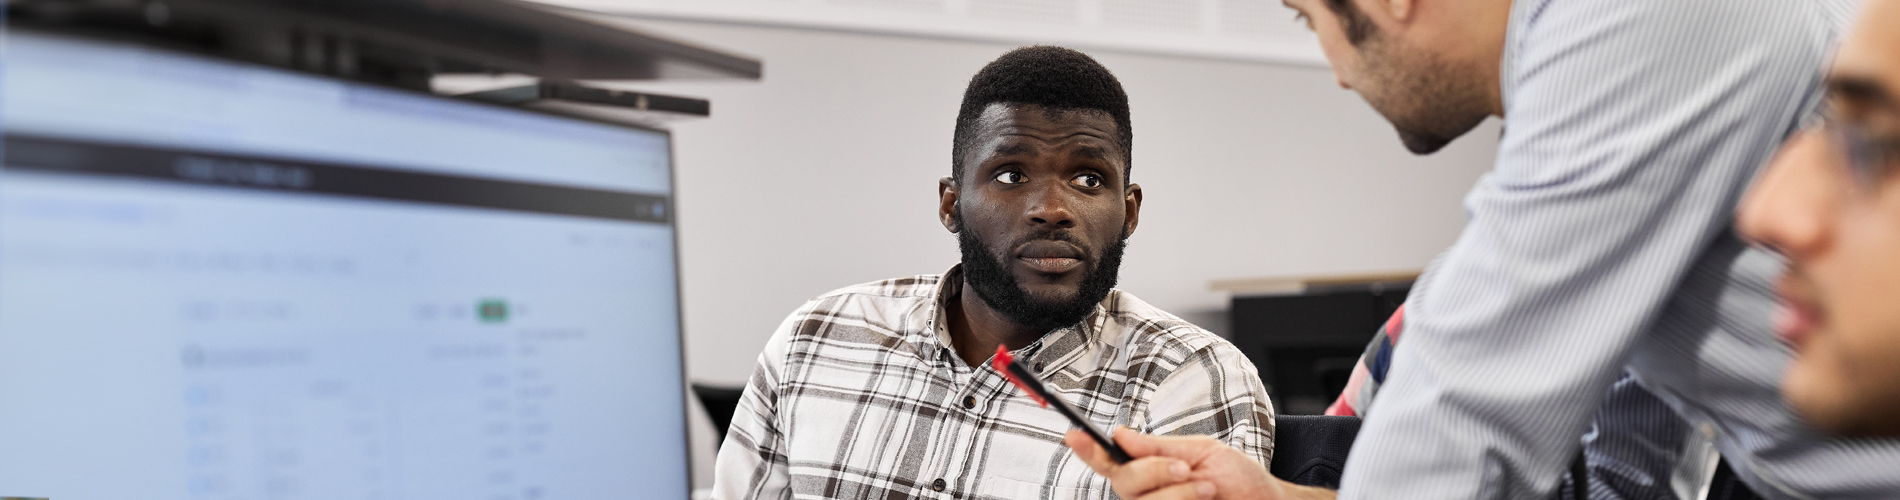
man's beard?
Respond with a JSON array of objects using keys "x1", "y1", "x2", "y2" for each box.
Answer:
[
  {"x1": 1356, "y1": 33, "x2": 1491, "y2": 155},
  {"x1": 955, "y1": 213, "x2": 1126, "y2": 334}
]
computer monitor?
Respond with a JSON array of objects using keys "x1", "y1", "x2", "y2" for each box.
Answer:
[{"x1": 0, "y1": 30, "x2": 690, "y2": 500}]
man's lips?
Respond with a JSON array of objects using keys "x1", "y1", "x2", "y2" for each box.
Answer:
[
  {"x1": 1773, "y1": 278, "x2": 1824, "y2": 349},
  {"x1": 1019, "y1": 257, "x2": 1082, "y2": 273},
  {"x1": 1015, "y1": 240, "x2": 1085, "y2": 274}
]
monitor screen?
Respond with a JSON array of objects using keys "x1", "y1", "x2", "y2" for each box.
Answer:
[{"x1": 0, "y1": 31, "x2": 689, "y2": 500}]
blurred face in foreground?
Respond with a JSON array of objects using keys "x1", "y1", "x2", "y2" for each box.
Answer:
[{"x1": 1737, "y1": 0, "x2": 1900, "y2": 437}]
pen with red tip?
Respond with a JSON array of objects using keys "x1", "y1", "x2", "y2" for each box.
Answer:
[{"x1": 993, "y1": 345, "x2": 1133, "y2": 464}]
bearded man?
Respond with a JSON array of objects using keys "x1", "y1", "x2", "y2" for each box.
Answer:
[{"x1": 710, "y1": 46, "x2": 1274, "y2": 500}]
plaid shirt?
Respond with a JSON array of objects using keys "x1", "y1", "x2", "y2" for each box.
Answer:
[{"x1": 712, "y1": 265, "x2": 1274, "y2": 500}]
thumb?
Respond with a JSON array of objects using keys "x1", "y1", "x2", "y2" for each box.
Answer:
[{"x1": 1112, "y1": 426, "x2": 1160, "y2": 458}]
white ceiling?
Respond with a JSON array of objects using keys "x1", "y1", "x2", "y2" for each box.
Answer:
[{"x1": 531, "y1": 0, "x2": 1327, "y2": 67}]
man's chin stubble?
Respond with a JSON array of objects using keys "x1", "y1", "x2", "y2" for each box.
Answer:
[
  {"x1": 1398, "y1": 129, "x2": 1455, "y2": 155},
  {"x1": 1394, "y1": 113, "x2": 1487, "y2": 155},
  {"x1": 1363, "y1": 40, "x2": 1490, "y2": 156}
]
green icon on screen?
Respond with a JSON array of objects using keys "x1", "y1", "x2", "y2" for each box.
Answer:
[{"x1": 478, "y1": 299, "x2": 508, "y2": 324}]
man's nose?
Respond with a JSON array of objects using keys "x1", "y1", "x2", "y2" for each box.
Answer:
[
  {"x1": 1737, "y1": 130, "x2": 1839, "y2": 260},
  {"x1": 1025, "y1": 182, "x2": 1077, "y2": 228}
]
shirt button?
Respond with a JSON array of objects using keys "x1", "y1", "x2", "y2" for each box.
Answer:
[
  {"x1": 961, "y1": 395, "x2": 976, "y2": 409},
  {"x1": 1035, "y1": 362, "x2": 1045, "y2": 372},
  {"x1": 931, "y1": 478, "x2": 947, "y2": 492}
]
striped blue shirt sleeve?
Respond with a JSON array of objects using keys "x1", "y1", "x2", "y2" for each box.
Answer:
[{"x1": 1335, "y1": 0, "x2": 1840, "y2": 498}]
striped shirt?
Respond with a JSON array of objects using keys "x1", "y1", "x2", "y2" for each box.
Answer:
[
  {"x1": 1329, "y1": 311, "x2": 1719, "y2": 500},
  {"x1": 1338, "y1": 0, "x2": 1900, "y2": 499},
  {"x1": 711, "y1": 266, "x2": 1274, "y2": 500}
]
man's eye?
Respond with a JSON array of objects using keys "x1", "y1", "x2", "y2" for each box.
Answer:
[
  {"x1": 994, "y1": 171, "x2": 1027, "y2": 184},
  {"x1": 1871, "y1": 137, "x2": 1900, "y2": 182},
  {"x1": 1071, "y1": 174, "x2": 1103, "y2": 188}
]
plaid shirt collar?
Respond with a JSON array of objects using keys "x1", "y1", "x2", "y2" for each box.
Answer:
[{"x1": 922, "y1": 264, "x2": 1111, "y2": 377}]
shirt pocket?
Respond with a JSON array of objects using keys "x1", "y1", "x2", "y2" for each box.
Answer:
[{"x1": 975, "y1": 475, "x2": 1098, "y2": 500}]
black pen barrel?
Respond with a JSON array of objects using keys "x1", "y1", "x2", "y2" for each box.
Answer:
[{"x1": 1005, "y1": 360, "x2": 1133, "y2": 464}]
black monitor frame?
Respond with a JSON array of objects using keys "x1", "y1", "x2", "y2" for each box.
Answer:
[{"x1": 8, "y1": 0, "x2": 761, "y2": 91}]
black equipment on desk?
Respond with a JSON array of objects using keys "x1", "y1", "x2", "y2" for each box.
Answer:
[{"x1": 1229, "y1": 282, "x2": 1408, "y2": 415}]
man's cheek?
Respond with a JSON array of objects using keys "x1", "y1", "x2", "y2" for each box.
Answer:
[
  {"x1": 1788, "y1": 338, "x2": 1857, "y2": 429},
  {"x1": 1840, "y1": 208, "x2": 1900, "y2": 335}
]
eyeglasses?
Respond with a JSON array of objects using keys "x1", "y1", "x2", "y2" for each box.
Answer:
[{"x1": 1818, "y1": 114, "x2": 1900, "y2": 191}]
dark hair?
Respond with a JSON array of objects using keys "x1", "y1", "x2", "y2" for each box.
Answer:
[
  {"x1": 1322, "y1": 0, "x2": 1374, "y2": 45},
  {"x1": 951, "y1": 46, "x2": 1132, "y2": 184}
]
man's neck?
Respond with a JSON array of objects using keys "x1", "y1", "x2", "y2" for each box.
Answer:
[
  {"x1": 1478, "y1": 0, "x2": 1512, "y2": 117},
  {"x1": 945, "y1": 280, "x2": 1046, "y2": 368},
  {"x1": 1417, "y1": 0, "x2": 1513, "y2": 118}
]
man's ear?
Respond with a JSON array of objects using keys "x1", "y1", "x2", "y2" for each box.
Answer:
[
  {"x1": 939, "y1": 176, "x2": 961, "y2": 233},
  {"x1": 1122, "y1": 182, "x2": 1143, "y2": 239}
]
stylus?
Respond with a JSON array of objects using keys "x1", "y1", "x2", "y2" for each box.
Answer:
[{"x1": 993, "y1": 345, "x2": 1133, "y2": 464}]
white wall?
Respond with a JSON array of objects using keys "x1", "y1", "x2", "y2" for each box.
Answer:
[
  {"x1": 534, "y1": 0, "x2": 1329, "y2": 65},
  {"x1": 579, "y1": 15, "x2": 1500, "y2": 488}
]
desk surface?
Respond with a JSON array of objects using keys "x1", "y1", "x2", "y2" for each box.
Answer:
[{"x1": 1211, "y1": 270, "x2": 1421, "y2": 296}]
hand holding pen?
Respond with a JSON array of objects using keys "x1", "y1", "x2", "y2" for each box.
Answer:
[{"x1": 996, "y1": 345, "x2": 1309, "y2": 500}]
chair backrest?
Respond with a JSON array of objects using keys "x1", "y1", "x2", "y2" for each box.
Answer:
[
  {"x1": 1265, "y1": 415, "x2": 1771, "y2": 500},
  {"x1": 692, "y1": 383, "x2": 747, "y2": 449},
  {"x1": 1270, "y1": 415, "x2": 1362, "y2": 489},
  {"x1": 1704, "y1": 458, "x2": 1764, "y2": 500}
]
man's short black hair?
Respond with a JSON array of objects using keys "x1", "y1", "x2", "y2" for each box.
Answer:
[{"x1": 951, "y1": 46, "x2": 1132, "y2": 184}]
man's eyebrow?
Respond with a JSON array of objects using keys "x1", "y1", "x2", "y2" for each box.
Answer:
[
  {"x1": 1072, "y1": 145, "x2": 1112, "y2": 162},
  {"x1": 1828, "y1": 75, "x2": 1899, "y2": 112}
]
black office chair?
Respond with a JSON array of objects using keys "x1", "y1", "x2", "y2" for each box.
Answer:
[
  {"x1": 1704, "y1": 459, "x2": 1764, "y2": 500},
  {"x1": 1269, "y1": 415, "x2": 1362, "y2": 489},
  {"x1": 691, "y1": 383, "x2": 746, "y2": 449}
]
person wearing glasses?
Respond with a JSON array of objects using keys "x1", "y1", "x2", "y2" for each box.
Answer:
[{"x1": 1738, "y1": 0, "x2": 1900, "y2": 438}]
